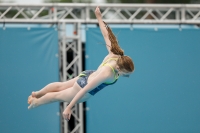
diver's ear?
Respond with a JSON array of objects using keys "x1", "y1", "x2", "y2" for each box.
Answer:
[
  {"x1": 115, "y1": 66, "x2": 120, "y2": 72},
  {"x1": 115, "y1": 65, "x2": 119, "y2": 69}
]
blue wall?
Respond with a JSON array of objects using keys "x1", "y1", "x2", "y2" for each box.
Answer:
[
  {"x1": 86, "y1": 26, "x2": 200, "y2": 133},
  {"x1": 0, "y1": 28, "x2": 60, "y2": 133}
]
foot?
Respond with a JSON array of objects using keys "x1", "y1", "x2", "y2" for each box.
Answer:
[
  {"x1": 31, "y1": 91, "x2": 38, "y2": 98},
  {"x1": 27, "y1": 91, "x2": 38, "y2": 104},
  {"x1": 28, "y1": 97, "x2": 38, "y2": 110},
  {"x1": 28, "y1": 95, "x2": 32, "y2": 104}
]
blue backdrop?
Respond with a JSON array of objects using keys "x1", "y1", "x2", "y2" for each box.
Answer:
[
  {"x1": 0, "y1": 28, "x2": 59, "y2": 133},
  {"x1": 86, "y1": 26, "x2": 200, "y2": 133}
]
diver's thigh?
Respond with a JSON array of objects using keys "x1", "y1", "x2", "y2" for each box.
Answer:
[
  {"x1": 56, "y1": 83, "x2": 82, "y2": 102},
  {"x1": 60, "y1": 76, "x2": 79, "y2": 90}
]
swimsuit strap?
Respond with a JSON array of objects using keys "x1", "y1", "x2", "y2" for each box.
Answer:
[
  {"x1": 101, "y1": 58, "x2": 118, "y2": 66},
  {"x1": 103, "y1": 64, "x2": 119, "y2": 80},
  {"x1": 101, "y1": 58, "x2": 119, "y2": 84}
]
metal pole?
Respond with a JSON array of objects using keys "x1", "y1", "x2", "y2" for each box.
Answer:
[
  {"x1": 176, "y1": 9, "x2": 180, "y2": 21},
  {"x1": 61, "y1": 22, "x2": 69, "y2": 133},
  {"x1": 181, "y1": 6, "x2": 185, "y2": 23},
  {"x1": 77, "y1": 22, "x2": 83, "y2": 133},
  {"x1": 53, "y1": 6, "x2": 57, "y2": 21},
  {"x1": 73, "y1": 22, "x2": 79, "y2": 132}
]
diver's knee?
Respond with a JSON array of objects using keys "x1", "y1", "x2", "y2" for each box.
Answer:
[{"x1": 49, "y1": 82, "x2": 62, "y2": 90}]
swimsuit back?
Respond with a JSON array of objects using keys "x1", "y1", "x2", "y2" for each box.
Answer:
[
  {"x1": 88, "y1": 58, "x2": 119, "y2": 95},
  {"x1": 100, "y1": 58, "x2": 119, "y2": 83}
]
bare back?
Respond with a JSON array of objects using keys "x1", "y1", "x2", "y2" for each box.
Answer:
[{"x1": 87, "y1": 53, "x2": 119, "y2": 84}]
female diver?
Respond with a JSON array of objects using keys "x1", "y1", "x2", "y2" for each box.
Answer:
[{"x1": 28, "y1": 6, "x2": 134, "y2": 121}]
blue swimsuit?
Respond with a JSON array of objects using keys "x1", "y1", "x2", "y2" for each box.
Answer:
[{"x1": 76, "y1": 58, "x2": 119, "y2": 96}]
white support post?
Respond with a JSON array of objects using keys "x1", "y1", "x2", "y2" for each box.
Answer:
[
  {"x1": 62, "y1": 22, "x2": 69, "y2": 133},
  {"x1": 181, "y1": 6, "x2": 185, "y2": 23},
  {"x1": 176, "y1": 9, "x2": 180, "y2": 21},
  {"x1": 73, "y1": 23, "x2": 79, "y2": 132},
  {"x1": 77, "y1": 22, "x2": 83, "y2": 133},
  {"x1": 54, "y1": 6, "x2": 57, "y2": 21}
]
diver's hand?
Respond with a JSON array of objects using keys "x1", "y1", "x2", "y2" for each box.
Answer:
[
  {"x1": 63, "y1": 106, "x2": 72, "y2": 121},
  {"x1": 95, "y1": 6, "x2": 102, "y2": 19}
]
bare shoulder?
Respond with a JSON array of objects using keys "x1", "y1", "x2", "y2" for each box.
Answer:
[
  {"x1": 99, "y1": 65, "x2": 113, "y2": 78},
  {"x1": 103, "y1": 54, "x2": 110, "y2": 60},
  {"x1": 103, "y1": 53, "x2": 118, "y2": 60}
]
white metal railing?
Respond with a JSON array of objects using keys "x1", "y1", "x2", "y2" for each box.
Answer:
[{"x1": 0, "y1": 3, "x2": 200, "y2": 24}]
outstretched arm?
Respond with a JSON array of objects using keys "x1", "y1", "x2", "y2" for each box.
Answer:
[{"x1": 95, "y1": 6, "x2": 112, "y2": 53}]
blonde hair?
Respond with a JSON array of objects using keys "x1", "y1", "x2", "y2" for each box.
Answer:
[{"x1": 103, "y1": 21, "x2": 134, "y2": 73}]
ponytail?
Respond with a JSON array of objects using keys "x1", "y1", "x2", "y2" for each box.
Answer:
[
  {"x1": 103, "y1": 21, "x2": 124, "y2": 56},
  {"x1": 103, "y1": 21, "x2": 134, "y2": 73}
]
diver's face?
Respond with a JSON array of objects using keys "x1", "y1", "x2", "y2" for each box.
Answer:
[{"x1": 116, "y1": 67, "x2": 131, "y2": 77}]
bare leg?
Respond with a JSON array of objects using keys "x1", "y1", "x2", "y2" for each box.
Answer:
[
  {"x1": 31, "y1": 77, "x2": 79, "y2": 98},
  {"x1": 28, "y1": 77, "x2": 79, "y2": 104},
  {"x1": 28, "y1": 83, "x2": 82, "y2": 109}
]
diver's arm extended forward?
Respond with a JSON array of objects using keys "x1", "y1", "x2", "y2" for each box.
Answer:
[
  {"x1": 63, "y1": 68, "x2": 112, "y2": 121},
  {"x1": 95, "y1": 6, "x2": 111, "y2": 53}
]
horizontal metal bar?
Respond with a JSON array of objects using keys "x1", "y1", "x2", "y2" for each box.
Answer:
[
  {"x1": 0, "y1": 4, "x2": 200, "y2": 24},
  {"x1": 0, "y1": 19, "x2": 58, "y2": 23},
  {"x1": 1, "y1": 19, "x2": 200, "y2": 24},
  {"x1": 66, "y1": 36, "x2": 79, "y2": 39},
  {"x1": 0, "y1": 3, "x2": 200, "y2": 8}
]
